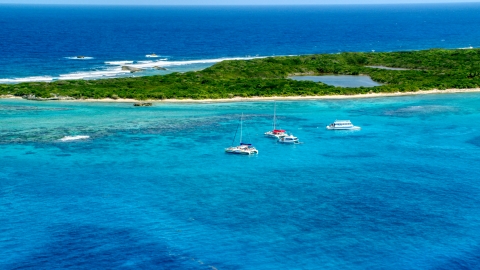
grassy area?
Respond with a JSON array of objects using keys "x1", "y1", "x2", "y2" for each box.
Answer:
[{"x1": 1, "y1": 48, "x2": 480, "y2": 100}]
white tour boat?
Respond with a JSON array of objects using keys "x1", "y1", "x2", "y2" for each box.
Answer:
[
  {"x1": 225, "y1": 113, "x2": 259, "y2": 155},
  {"x1": 326, "y1": 120, "x2": 361, "y2": 130},
  {"x1": 265, "y1": 102, "x2": 287, "y2": 138},
  {"x1": 278, "y1": 134, "x2": 300, "y2": 144}
]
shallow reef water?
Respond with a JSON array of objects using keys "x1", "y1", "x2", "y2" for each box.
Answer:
[{"x1": 1, "y1": 93, "x2": 480, "y2": 269}]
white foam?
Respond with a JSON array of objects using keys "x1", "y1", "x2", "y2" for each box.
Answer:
[
  {"x1": 105, "y1": 61, "x2": 134, "y2": 65},
  {"x1": 0, "y1": 76, "x2": 54, "y2": 83},
  {"x1": 146, "y1": 54, "x2": 161, "y2": 58},
  {"x1": 58, "y1": 69, "x2": 130, "y2": 80},
  {"x1": 1, "y1": 56, "x2": 265, "y2": 83},
  {"x1": 458, "y1": 46, "x2": 474, "y2": 49},
  {"x1": 59, "y1": 135, "x2": 90, "y2": 142},
  {"x1": 128, "y1": 56, "x2": 262, "y2": 69},
  {"x1": 65, "y1": 56, "x2": 94, "y2": 60}
]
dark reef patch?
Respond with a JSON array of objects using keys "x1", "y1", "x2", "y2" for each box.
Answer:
[
  {"x1": 466, "y1": 136, "x2": 480, "y2": 148},
  {"x1": 5, "y1": 224, "x2": 226, "y2": 269}
]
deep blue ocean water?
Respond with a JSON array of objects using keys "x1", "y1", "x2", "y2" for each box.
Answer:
[
  {"x1": 0, "y1": 4, "x2": 480, "y2": 82},
  {"x1": 2, "y1": 94, "x2": 480, "y2": 269}
]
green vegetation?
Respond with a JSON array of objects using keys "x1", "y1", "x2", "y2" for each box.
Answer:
[{"x1": 1, "y1": 48, "x2": 480, "y2": 100}]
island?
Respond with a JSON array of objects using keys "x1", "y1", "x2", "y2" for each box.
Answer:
[{"x1": 1, "y1": 48, "x2": 479, "y2": 101}]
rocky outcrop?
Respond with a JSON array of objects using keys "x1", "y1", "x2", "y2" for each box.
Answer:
[
  {"x1": 153, "y1": 66, "x2": 167, "y2": 70},
  {"x1": 122, "y1": 66, "x2": 144, "y2": 73},
  {"x1": 290, "y1": 71, "x2": 316, "y2": 76},
  {"x1": 134, "y1": 102, "x2": 153, "y2": 107}
]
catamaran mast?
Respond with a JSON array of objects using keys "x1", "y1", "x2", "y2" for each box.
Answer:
[
  {"x1": 240, "y1": 113, "x2": 243, "y2": 144},
  {"x1": 273, "y1": 102, "x2": 276, "y2": 130}
]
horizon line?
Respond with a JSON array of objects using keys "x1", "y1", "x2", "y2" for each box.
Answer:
[{"x1": 1, "y1": 2, "x2": 480, "y2": 6}]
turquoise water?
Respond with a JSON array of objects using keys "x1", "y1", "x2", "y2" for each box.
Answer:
[
  {"x1": 290, "y1": 75, "x2": 383, "y2": 87},
  {"x1": 2, "y1": 94, "x2": 480, "y2": 269}
]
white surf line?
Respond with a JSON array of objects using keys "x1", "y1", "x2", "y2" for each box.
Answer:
[
  {"x1": 1, "y1": 56, "x2": 269, "y2": 83},
  {"x1": 0, "y1": 76, "x2": 54, "y2": 83}
]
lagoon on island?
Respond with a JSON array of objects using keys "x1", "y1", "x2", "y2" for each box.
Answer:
[{"x1": 290, "y1": 75, "x2": 383, "y2": 88}]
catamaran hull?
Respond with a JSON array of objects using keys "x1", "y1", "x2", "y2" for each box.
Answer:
[
  {"x1": 264, "y1": 133, "x2": 286, "y2": 139},
  {"x1": 225, "y1": 149, "x2": 259, "y2": 155},
  {"x1": 326, "y1": 126, "x2": 361, "y2": 130}
]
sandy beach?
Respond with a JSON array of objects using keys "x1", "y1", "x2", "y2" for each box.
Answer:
[{"x1": 2, "y1": 88, "x2": 480, "y2": 103}]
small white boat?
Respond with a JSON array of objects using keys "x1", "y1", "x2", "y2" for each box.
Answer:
[
  {"x1": 225, "y1": 113, "x2": 259, "y2": 155},
  {"x1": 59, "y1": 135, "x2": 90, "y2": 142},
  {"x1": 278, "y1": 134, "x2": 299, "y2": 144},
  {"x1": 265, "y1": 102, "x2": 287, "y2": 138},
  {"x1": 146, "y1": 53, "x2": 159, "y2": 58},
  {"x1": 326, "y1": 120, "x2": 361, "y2": 130}
]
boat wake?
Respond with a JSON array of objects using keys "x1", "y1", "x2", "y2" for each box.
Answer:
[{"x1": 59, "y1": 135, "x2": 90, "y2": 142}]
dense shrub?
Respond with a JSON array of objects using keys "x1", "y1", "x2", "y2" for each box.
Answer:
[{"x1": 1, "y1": 48, "x2": 479, "y2": 100}]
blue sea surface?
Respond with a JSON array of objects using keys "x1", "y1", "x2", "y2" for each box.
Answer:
[
  {"x1": 2, "y1": 93, "x2": 480, "y2": 269},
  {"x1": 0, "y1": 4, "x2": 480, "y2": 82}
]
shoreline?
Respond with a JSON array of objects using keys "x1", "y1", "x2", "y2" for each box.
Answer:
[{"x1": 1, "y1": 88, "x2": 480, "y2": 103}]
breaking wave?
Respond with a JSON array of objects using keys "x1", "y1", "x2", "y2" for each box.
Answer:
[
  {"x1": 105, "y1": 61, "x2": 134, "y2": 65},
  {"x1": 0, "y1": 56, "x2": 263, "y2": 83},
  {"x1": 0, "y1": 76, "x2": 54, "y2": 83},
  {"x1": 58, "y1": 70, "x2": 131, "y2": 80},
  {"x1": 129, "y1": 56, "x2": 260, "y2": 68},
  {"x1": 103, "y1": 56, "x2": 261, "y2": 68}
]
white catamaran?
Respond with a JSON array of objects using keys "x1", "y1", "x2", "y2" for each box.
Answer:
[
  {"x1": 326, "y1": 120, "x2": 361, "y2": 130},
  {"x1": 264, "y1": 102, "x2": 287, "y2": 138},
  {"x1": 225, "y1": 113, "x2": 259, "y2": 155}
]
